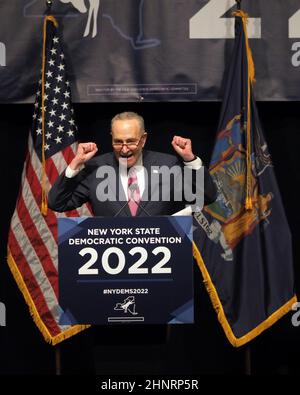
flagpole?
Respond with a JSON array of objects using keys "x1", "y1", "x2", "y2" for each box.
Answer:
[
  {"x1": 46, "y1": 0, "x2": 53, "y2": 16},
  {"x1": 45, "y1": 3, "x2": 60, "y2": 373},
  {"x1": 55, "y1": 345, "x2": 62, "y2": 375},
  {"x1": 244, "y1": 346, "x2": 251, "y2": 375},
  {"x1": 236, "y1": 2, "x2": 250, "y2": 370}
]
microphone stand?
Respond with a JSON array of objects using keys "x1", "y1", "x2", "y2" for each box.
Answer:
[
  {"x1": 128, "y1": 183, "x2": 151, "y2": 217},
  {"x1": 114, "y1": 199, "x2": 130, "y2": 217}
]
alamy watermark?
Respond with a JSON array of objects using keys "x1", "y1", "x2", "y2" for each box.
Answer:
[
  {"x1": 0, "y1": 302, "x2": 6, "y2": 327},
  {"x1": 0, "y1": 42, "x2": 6, "y2": 67},
  {"x1": 95, "y1": 161, "x2": 205, "y2": 212},
  {"x1": 291, "y1": 302, "x2": 300, "y2": 327}
]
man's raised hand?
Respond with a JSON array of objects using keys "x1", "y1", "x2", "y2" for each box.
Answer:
[
  {"x1": 171, "y1": 136, "x2": 195, "y2": 162},
  {"x1": 70, "y1": 142, "x2": 98, "y2": 170}
]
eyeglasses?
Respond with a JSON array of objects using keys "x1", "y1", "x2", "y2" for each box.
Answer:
[{"x1": 112, "y1": 135, "x2": 145, "y2": 151}]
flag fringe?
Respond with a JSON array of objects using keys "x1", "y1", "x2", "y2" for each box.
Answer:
[
  {"x1": 193, "y1": 242, "x2": 297, "y2": 347},
  {"x1": 7, "y1": 249, "x2": 90, "y2": 345}
]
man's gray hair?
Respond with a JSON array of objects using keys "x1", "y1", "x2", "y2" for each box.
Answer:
[{"x1": 111, "y1": 112, "x2": 145, "y2": 135}]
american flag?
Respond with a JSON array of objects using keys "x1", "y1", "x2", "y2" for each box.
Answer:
[{"x1": 7, "y1": 16, "x2": 91, "y2": 345}]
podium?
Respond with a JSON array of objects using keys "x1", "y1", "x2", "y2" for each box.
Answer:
[{"x1": 58, "y1": 216, "x2": 194, "y2": 325}]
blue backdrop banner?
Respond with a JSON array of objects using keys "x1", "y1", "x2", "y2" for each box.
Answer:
[{"x1": 0, "y1": 0, "x2": 300, "y2": 102}]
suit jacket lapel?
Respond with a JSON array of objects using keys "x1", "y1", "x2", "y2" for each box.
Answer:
[
  {"x1": 105, "y1": 154, "x2": 131, "y2": 217},
  {"x1": 137, "y1": 150, "x2": 155, "y2": 216}
]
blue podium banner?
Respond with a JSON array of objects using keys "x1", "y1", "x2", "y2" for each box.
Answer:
[{"x1": 58, "y1": 216, "x2": 193, "y2": 325}]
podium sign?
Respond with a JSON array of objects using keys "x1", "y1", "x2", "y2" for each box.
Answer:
[{"x1": 58, "y1": 216, "x2": 193, "y2": 325}]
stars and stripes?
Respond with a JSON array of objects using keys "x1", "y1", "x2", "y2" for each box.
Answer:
[
  {"x1": 31, "y1": 33, "x2": 75, "y2": 159},
  {"x1": 7, "y1": 16, "x2": 91, "y2": 345}
]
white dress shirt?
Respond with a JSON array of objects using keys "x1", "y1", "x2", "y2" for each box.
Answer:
[{"x1": 65, "y1": 154, "x2": 203, "y2": 201}]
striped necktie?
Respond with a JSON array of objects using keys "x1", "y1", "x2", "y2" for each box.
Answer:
[{"x1": 127, "y1": 168, "x2": 140, "y2": 216}]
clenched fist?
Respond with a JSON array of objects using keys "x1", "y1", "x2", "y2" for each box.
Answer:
[
  {"x1": 70, "y1": 142, "x2": 98, "y2": 170},
  {"x1": 171, "y1": 136, "x2": 195, "y2": 162}
]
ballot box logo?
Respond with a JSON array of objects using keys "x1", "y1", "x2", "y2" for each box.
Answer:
[
  {"x1": 59, "y1": 0, "x2": 160, "y2": 47},
  {"x1": 23, "y1": 0, "x2": 160, "y2": 48},
  {"x1": 23, "y1": 0, "x2": 100, "y2": 38},
  {"x1": 108, "y1": 295, "x2": 145, "y2": 323},
  {"x1": 114, "y1": 296, "x2": 138, "y2": 316},
  {"x1": 59, "y1": 0, "x2": 100, "y2": 38}
]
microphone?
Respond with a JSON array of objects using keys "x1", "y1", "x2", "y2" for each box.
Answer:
[
  {"x1": 113, "y1": 183, "x2": 134, "y2": 217},
  {"x1": 128, "y1": 183, "x2": 151, "y2": 217},
  {"x1": 113, "y1": 199, "x2": 130, "y2": 217},
  {"x1": 114, "y1": 183, "x2": 151, "y2": 217}
]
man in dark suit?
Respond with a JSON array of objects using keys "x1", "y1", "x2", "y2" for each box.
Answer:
[
  {"x1": 48, "y1": 111, "x2": 217, "y2": 374},
  {"x1": 48, "y1": 111, "x2": 217, "y2": 215}
]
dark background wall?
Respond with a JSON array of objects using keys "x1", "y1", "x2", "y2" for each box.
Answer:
[{"x1": 0, "y1": 101, "x2": 299, "y2": 375}]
